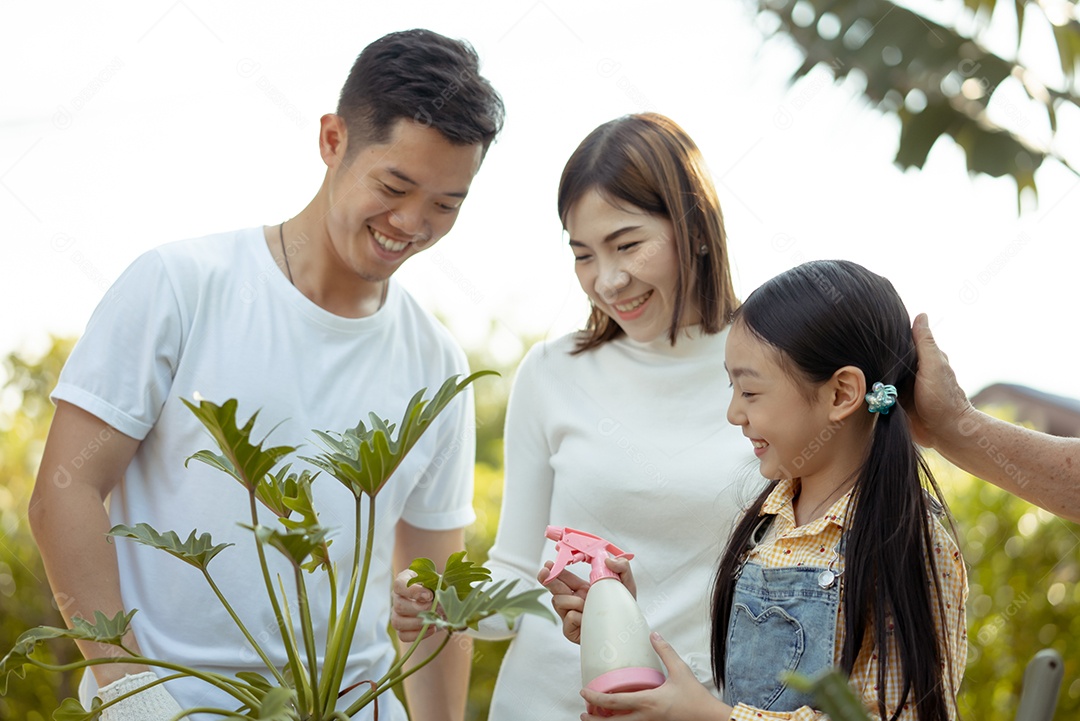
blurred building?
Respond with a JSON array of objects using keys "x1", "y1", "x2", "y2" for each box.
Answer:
[{"x1": 971, "y1": 383, "x2": 1080, "y2": 438}]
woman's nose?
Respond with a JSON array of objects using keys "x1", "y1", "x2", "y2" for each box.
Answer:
[{"x1": 595, "y1": 264, "x2": 630, "y2": 303}]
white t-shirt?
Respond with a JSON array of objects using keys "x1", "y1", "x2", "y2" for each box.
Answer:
[
  {"x1": 479, "y1": 327, "x2": 765, "y2": 721},
  {"x1": 53, "y1": 227, "x2": 476, "y2": 720}
]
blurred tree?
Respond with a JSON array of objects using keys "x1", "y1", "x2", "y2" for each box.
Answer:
[
  {"x1": 0, "y1": 337, "x2": 78, "y2": 720},
  {"x1": 760, "y1": 0, "x2": 1080, "y2": 208}
]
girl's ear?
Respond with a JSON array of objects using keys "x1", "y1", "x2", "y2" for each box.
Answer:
[{"x1": 825, "y1": 365, "x2": 867, "y2": 422}]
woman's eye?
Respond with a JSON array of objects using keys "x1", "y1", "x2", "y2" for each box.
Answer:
[
  {"x1": 437, "y1": 203, "x2": 460, "y2": 212},
  {"x1": 382, "y1": 184, "x2": 405, "y2": 196},
  {"x1": 617, "y1": 241, "x2": 641, "y2": 252},
  {"x1": 573, "y1": 254, "x2": 591, "y2": 262}
]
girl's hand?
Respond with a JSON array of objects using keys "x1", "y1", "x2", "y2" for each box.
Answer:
[
  {"x1": 390, "y1": 569, "x2": 436, "y2": 643},
  {"x1": 538, "y1": 556, "x2": 638, "y2": 645},
  {"x1": 579, "y1": 633, "x2": 732, "y2": 721}
]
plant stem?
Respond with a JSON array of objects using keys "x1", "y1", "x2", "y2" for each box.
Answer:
[
  {"x1": 296, "y1": 565, "x2": 321, "y2": 720},
  {"x1": 343, "y1": 633, "x2": 451, "y2": 716},
  {"x1": 201, "y1": 567, "x2": 288, "y2": 685},
  {"x1": 31, "y1": 656, "x2": 263, "y2": 709},
  {"x1": 323, "y1": 496, "x2": 376, "y2": 713},
  {"x1": 249, "y1": 491, "x2": 308, "y2": 711}
]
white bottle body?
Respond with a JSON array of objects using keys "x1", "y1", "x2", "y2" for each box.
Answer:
[{"x1": 579, "y1": 577, "x2": 664, "y2": 686}]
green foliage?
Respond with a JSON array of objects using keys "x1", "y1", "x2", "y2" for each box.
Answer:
[
  {"x1": 935, "y1": 453, "x2": 1080, "y2": 719},
  {"x1": 108, "y1": 524, "x2": 233, "y2": 571},
  {"x1": 183, "y1": 397, "x2": 296, "y2": 492},
  {"x1": 0, "y1": 337, "x2": 79, "y2": 720},
  {"x1": 761, "y1": 0, "x2": 1080, "y2": 208},
  {"x1": 408, "y1": 551, "x2": 492, "y2": 600},
  {"x1": 304, "y1": 371, "x2": 499, "y2": 498}
]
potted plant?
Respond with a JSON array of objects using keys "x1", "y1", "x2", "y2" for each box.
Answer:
[{"x1": 1, "y1": 371, "x2": 553, "y2": 720}]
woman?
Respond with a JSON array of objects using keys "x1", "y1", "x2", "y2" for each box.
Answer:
[{"x1": 393, "y1": 113, "x2": 758, "y2": 719}]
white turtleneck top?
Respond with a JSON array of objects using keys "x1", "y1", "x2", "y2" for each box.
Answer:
[{"x1": 479, "y1": 326, "x2": 763, "y2": 720}]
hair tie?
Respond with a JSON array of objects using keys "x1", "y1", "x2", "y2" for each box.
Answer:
[{"x1": 865, "y1": 382, "x2": 898, "y2": 414}]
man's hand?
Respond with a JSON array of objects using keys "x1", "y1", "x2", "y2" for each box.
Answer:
[{"x1": 390, "y1": 569, "x2": 437, "y2": 643}]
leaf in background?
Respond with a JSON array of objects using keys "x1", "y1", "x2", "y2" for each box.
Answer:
[
  {"x1": 109, "y1": 524, "x2": 233, "y2": 571},
  {"x1": 783, "y1": 669, "x2": 871, "y2": 721},
  {"x1": 182, "y1": 397, "x2": 295, "y2": 492},
  {"x1": 303, "y1": 371, "x2": 497, "y2": 499}
]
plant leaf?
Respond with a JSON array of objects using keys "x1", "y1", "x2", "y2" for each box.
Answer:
[
  {"x1": 304, "y1": 371, "x2": 497, "y2": 499},
  {"x1": 407, "y1": 551, "x2": 491, "y2": 600},
  {"x1": 420, "y1": 579, "x2": 554, "y2": 632},
  {"x1": 109, "y1": 523, "x2": 233, "y2": 571},
  {"x1": 242, "y1": 523, "x2": 330, "y2": 570},
  {"x1": 52, "y1": 696, "x2": 102, "y2": 721},
  {"x1": 1, "y1": 612, "x2": 137, "y2": 695},
  {"x1": 182, "y1": 397, "x2": 296, "y2": 492},
  {"x1": 253, "y1": 686, "x2": 298, "y2": 721}
]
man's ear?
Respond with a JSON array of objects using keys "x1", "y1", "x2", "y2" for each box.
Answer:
[
  {"x1": 319, "y1": 113, "x2": 348, "y2": 168},
  {"x1": 825, "y1": 365, "x2": 867, "y2": 422}
]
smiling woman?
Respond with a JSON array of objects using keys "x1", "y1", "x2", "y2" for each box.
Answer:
[{"x1": 389, "y1": 112, "x2": 760, "y2": 721}]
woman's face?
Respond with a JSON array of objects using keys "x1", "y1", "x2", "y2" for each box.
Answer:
[{"x1": 566, "y1": 189, "x2": 694, "y2": 343}]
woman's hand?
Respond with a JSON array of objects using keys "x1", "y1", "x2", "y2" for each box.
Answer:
[
  {"x1": 579, "y1": 633, "x2": 732, "y2": 721},
  {"x1": 538, "y1": 556, "x2": 637, "y2": 645},
  {"x1": 389, "y1": 569, "x2": 436, "y2": 643}
]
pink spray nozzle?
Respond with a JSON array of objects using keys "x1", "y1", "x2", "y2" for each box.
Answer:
[{"x1": 543, "y1": 526, "x2": 634, "y2": 586}]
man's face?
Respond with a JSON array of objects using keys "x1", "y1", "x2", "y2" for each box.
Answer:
[{"x1": 323, "y1": 118, "x2": 484, "y2": 284}]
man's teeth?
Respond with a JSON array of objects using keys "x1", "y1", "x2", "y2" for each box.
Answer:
[
  {"x1": 614, "y1": 291, "x2": 652, "y2": 312},
  {"x1": 751, "y1": 440, "x2": 768, "y2": 449},
  {"x1": 373, "y1": 229, "x2": 408, "y2": 252}
]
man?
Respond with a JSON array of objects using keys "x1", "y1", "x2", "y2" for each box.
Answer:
[
  {"x1": 29, "y1": 29, "x2": 503, "y2": 721},
  {"x1": 910, "y1": 313, "x2": 1080, "y2": 523}
]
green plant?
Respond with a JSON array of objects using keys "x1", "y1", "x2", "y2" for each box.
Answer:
[{"x1": 0, "y1": 371, "x2": 553, "y2": 720}]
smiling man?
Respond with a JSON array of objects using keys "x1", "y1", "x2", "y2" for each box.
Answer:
[{"x1": 30, "y1": 29, "x2": 503, "y2": 721}]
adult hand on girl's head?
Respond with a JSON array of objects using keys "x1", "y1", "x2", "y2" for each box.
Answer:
[
  {"x1": 538, "y1": 556, "x2": 639, "y2": 645},
  {"x1": 579, "y1": 633, "x2": 729, "y2": 721},
  {"x1": 907, "y1": 313, "x2": 976, "y2": 449}
]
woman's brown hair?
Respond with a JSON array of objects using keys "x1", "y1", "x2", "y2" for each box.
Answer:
[{"x1": 557, "y1": 113, "x2": 738, "y2": 353}]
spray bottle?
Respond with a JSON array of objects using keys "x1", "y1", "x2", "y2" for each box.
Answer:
[{"x1": 543, "y1": 526, "x2": 665, "y2": 716}]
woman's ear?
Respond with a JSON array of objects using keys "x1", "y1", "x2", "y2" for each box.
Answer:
[{"x1": 825, "y1": 365, "x2": 867, "y2": 422}]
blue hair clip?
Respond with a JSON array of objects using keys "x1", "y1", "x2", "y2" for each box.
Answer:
[{"x1": 865, "y1": 382, "x2": 898, "y2": 414}]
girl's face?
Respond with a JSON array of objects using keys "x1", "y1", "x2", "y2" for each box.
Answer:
[
  {"x1": 566, "y1": 189, "x2": 696, "y2": 343},
  {"x1": 724, "y1": 322, "x2": 840, "y2": 483}
]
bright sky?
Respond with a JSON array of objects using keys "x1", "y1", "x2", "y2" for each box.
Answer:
[{"x1": 3, "y1": 1, "x2": 1079, "y2": 402}]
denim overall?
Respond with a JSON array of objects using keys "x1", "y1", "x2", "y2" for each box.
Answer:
[{"x1": 722, "y1": 515, "x2": 845, "y2": 712}]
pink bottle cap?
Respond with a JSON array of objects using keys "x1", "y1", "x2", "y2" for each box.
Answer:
[{"x1": 584, "y1": 666, "x2": 665, "y2": 717}]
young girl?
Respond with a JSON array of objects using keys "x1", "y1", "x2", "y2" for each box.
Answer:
[{"x1": 556, "y1": 260, "x2": 968, "y2": 720}]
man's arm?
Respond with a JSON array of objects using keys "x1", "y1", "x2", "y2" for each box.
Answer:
[
  {"x1": 910, "y1": 313, "x2": 1080, "y2": 522},
  {"x1": 28, "y1": 400, "x2": 150, "y2": 686},
  {"x1": 393, "y1": 521, "x2": 471, "y2": 721}
]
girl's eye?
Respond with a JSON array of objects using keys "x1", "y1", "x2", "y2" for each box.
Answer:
[
  {"x1": 741, "y1": 392, "x2": 757, "y2": 399},
  {"x1": 617, "y1": 241, "x2": 642, "y2": 252},
  {"x1": 382, "y1": 184, "x2": 405, "y2": 196},
  {"x1": 437, "y1": 202, "x2": 460, "y2": 212},
  {"x1": 573, "y1": 254, "x2": 591, "y2": 263}
]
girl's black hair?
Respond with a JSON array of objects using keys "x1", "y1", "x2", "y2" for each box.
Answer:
[{"x1": 710, "y1": 260, "x2": 957, "y2": 721}]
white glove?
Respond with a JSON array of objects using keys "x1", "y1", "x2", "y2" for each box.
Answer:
[{"x1": 98, "y1": 671, "x2": 186, "y2": 721}]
